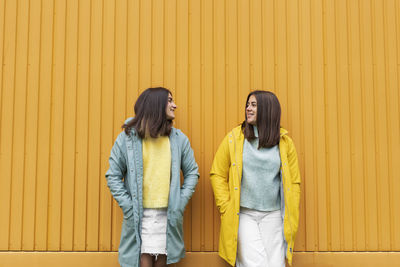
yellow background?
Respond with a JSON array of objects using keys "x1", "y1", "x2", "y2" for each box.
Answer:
[{"x1": 1, "y1": 0, "x2": 399, "y2": 266}]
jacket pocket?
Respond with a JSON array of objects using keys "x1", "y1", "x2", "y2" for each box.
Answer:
[
  {"x1": 220, "y1": 199, "x2": 234, "y2": 218},
  {"x1": 170, "y1": 210, "x2": 183, "y2": 228},
  {"x1": 219, "y1": 199, "x2": 231, "y2": 215},
  {"x1": 122, "y1": 204, "x2": 134, "y2": 219}
]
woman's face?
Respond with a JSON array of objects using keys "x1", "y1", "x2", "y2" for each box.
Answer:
[
  {"x1": 246, "y1": 95, "x2": 257, "y2": 125},
  {"x1": 166, "y1": 93, "x2": 177, "y2": 120}
]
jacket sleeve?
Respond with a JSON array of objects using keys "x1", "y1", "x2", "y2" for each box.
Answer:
[
  {"x1": 287, "y1": 137, "x2": 301, "y2": 188},
  {"x1": 105, "y1": 133, "x2": 132, "y2": 216},
  {"x1": 180, "y1": 135, "x2": 200, "y2": 211},
  {"x1": 210, "y1": 134, "x2": 231, "y2": 214}
]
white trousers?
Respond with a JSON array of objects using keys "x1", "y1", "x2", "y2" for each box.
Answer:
[{"x1": 236, "y1": 208, "x2": 285, "y2": 267}]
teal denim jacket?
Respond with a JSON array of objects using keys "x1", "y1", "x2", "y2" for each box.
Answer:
[{"x1": 105, "y1": 120, "x2": 199, "y2": 267}]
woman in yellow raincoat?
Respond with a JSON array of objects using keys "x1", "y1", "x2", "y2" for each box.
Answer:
[{"x1": 210, "y1": 90, "x2": 301, "y2": 267}]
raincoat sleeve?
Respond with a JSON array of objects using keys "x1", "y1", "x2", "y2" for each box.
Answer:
[
  {"x1": 287, "y1": 137, "x2": 301, "y2": 188},
  {"x1": 210, "y1": 134, "x2": 231, "y2": 214},
  {"x1": 105, "y1": 133, "x2": 133, "y2": 216},
  {"x1": 180, "y1": 135, "x2": 200, "y2": 211}
]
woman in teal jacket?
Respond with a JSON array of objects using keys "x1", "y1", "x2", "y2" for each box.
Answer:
[{"x1": 106, "y1": 87, "x2": 199, "y2": 267}]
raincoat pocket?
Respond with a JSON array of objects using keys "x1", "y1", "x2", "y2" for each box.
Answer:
[{"x1": 123, "y1": 206, "x2": 134, "y2": 220}]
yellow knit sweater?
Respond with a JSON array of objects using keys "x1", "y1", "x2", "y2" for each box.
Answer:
[{"x1": 142, "y1": 136, "x2": 171, "y2": 208}]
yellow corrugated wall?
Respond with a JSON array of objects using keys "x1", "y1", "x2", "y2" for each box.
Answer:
[{"x1": 0, "y1": 0, "x2": 400, "y2": 264}]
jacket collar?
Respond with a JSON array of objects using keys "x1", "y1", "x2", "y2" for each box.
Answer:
[
  {"x1": 232, "y1": 125, "x2": 288, "y2": 138},
  {"x1": 280, "y1": 128, "x2": 288, "y2": 136}
]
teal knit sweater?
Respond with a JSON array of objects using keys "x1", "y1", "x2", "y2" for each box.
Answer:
[{"x1": 240, "y1": 126, "x2": 281, "y2": 211}]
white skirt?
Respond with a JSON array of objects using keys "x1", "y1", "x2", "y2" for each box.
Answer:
[{"x1": 140, "y1": 208, "x2": 168, "y2": 255}]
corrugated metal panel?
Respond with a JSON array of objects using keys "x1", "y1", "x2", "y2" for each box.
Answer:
[{"x1": 0, "y1": 0, "x2": 399, "y2": 254}]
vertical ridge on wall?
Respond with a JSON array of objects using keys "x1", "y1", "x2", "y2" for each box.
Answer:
[
  {"x1": 385, "y1": 0, "x2": 400, "y2": 251},
  {"x1": 335, "y1": 0, "x2": 345, "y2": 250},
  {"x1": 250, "y1": 0, "x2": 262, "y2": 91},
  {"x1": 0, "y1": 0, "x2": 16, "y2": 250},
  {"x1": 110, "y1": 0, "x2": 120, "y2": 251},
  {"x1": 385, "y1": 0, "x2": 399, "y2": 250},
  {"x1": 23, "y1": 0, "x2": 39, "y2": 251},
  {"x1": 35, "y1": 0, "x2": 54, "y2": 251},
  {"x1": 87, "y1": 0, "x2": 103, "y2": 251},
  {"x1": 163, "y1": 0, "x2": 175, "y2": 93},
  {"x1": 275, "y1": 0, "x2": 286, "y2": 123},
  {"x1": 200, "y1": 0, "x2": 217, "y2": 251},
  {"x1": 262, "y1": 0, "x2": 274, "y2": 93},
  {"x1": 47, "y1": 0, "x2": 66, "y2": 251},
  {"x1": 324, "y1": 0, "x2": 336, "y2": 251},
  {"x1": 383, "y1": 0, "x2": 395, "y2": 250},
  {"x1": 125, "y1": 0, "x2": 138, "y2": 117},
  {"x1": 61, "y1": 0, "x2": 78, "y2": 251},
  {"x1": 152, "y1": 0, "x2": 163, "y2": 86},
  {"x1": 300, "y1": 0, "x2": 316, "y2": 252},
  {"x1": 337, "y1": 0, "x2": 353, "y2": 251},
  {"x1": 139, "y1": 0, "x2": 151, "y2": 89},
  {"x1": 374, "y1": 0, "x2": 392, "y2": 251},
  {"x1": 348, "y1": 0, "x2": 366, "y2": 251},
  {"x1": 0, "y1": 0, "x2": 4, "y2": 140},
  {"x1": 0, "y1": 0, "x2": 3, "y2": 244},
  {"x1": 188, "y1": 0, "x2": 201, "y2": 251},
  {"x1": 98, "y1": 0, "x2": 108, "y2": 251},
  {"x1": 311, "y1": 0, "x2": 327, "y2": 251},
  {"x1": 330, "y1": 0, "x2": 341, "y2": 251},
  {"x1": 238, "y1": 0, "x2": 249, "y2": 121},
  {"x1": 10, "y1": 0, "x2": 25, "y2": 251},
  {"x1": 101, "y1": 0, "x2": 115, "y2": 251},
  {"x1": 360, "y1": 0, "x2": 377, "y2": 251},
  {"x1": 74, "y1": 0, "x2": 90, "y2": 251}
]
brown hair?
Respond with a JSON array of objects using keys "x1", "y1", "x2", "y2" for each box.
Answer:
[
  {"x1": 241, "y1": 90, "x2": 281, "y2": 148},
  {"x1": 122, "y1": 87, "x2": 172, "y2": 138}
]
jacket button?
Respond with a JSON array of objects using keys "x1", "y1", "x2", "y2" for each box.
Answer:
[
  {"x1": 234, "y1": 187, "x2": 238, "y2": 190},
  {"x1": 233, "y1": 163, "x2": 235, "y2": 166},
  {"x1": 237, "y1": 212, "x2": 239, "y2": 215}
]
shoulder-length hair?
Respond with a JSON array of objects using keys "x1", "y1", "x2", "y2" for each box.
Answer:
[
  {"x1": 122, "y1": 87, "x2": 172, "y2": 138},
  {"x1": 241, "y1": 90, "x2": 281, "y2": 148}
]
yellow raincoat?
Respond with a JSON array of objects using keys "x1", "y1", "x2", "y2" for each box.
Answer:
[{"x1": 210, "y1": 125, "x2": 301, "y2": 266}]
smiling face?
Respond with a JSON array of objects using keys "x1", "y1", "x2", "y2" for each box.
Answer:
[
  {"x1": 246, "y1": 95, "x2": 257, "y2": 125},
  {"x1": 165, "y1": 93, "x2": 177, "y2": 120}
]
